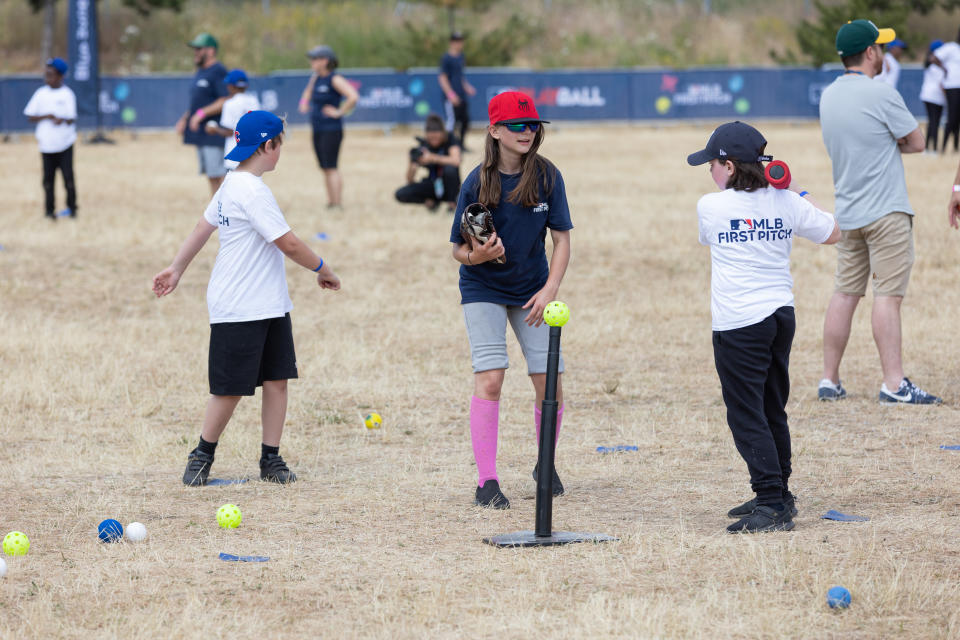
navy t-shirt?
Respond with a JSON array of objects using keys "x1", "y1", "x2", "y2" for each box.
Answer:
[
  {"x1": 449, "y1": 164, "x2": 573, "y2": 306},
  {"x1": 184, "y1": 62, "x2": 228, "y2": 147},
  {"x1": 440, "y1": 53, "x2": 466, "y2": 100},
  {"x1": 310, "y1": 72, "x2": 344, "y2": 132}
]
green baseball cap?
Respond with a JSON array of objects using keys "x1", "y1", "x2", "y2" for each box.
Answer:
[
  {"x1": 836, "y1": 19, "x2": 895, "y2": 57},
  {"x1": 188, "y1": 32, "x2": 218, "y2": 49}
]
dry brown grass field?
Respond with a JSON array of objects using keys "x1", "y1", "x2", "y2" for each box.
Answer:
[{"x1": 2, "y1": 122, "x2": 960, "y2": 639}]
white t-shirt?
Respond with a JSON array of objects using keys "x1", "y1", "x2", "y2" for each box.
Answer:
[
  {"x1": 23, "y1": 85, "x2": 77, "y2": 153},
  {"x1": 697, "y1": 187, "x2": 836, "y2": 331},
  {"x1": 202, "y1": 171, "x2": 293, "y2": 323},
  {"x1": 935, "y1": 41, "x2": 960, "y2": 89},
  {"x1": 876, "y1": 53, "x2": 901, "y2": 88},
  {"x1": 920, "y1": 63, "x2": 946, "y2": 106},
  {"x1": 219, "y1": 92, "x2": 261, "y2": 170}
]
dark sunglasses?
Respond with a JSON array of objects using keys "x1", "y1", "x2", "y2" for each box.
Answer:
[{"x1": 503, "y1": 122, "x2": 540, "y2": 133}]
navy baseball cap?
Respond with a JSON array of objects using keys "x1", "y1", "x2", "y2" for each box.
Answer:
[
  {"x1": 224, "y1": 69, "x2": 248, "y2": 87},
  {"x1": 225, "y1": 111, "x2": 284, "y2": 162},
  {"x1": 46, "y1": 57, "x2": 68, "y2": 75},
  {"x1": 687, "y1": 121, "x2": 769, "y2": 166}
]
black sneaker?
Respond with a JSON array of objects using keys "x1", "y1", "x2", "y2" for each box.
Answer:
[
  {"x1": 532, "y1": 464, "x2": 565, "y2": 496},
  {"x1": 878, "y1": 377, "x2": 943, "y2": 405},
  {"x1": 260, "y1": 453, "x2": 297, "y2": 484},
  {"x1": 726, "y1": 505, "x2": 795, "y2": 534},
  {"x1": 475, "y1": 479, "x2": 510, "y2": 509},
  {"x1": 728, "y1": 492, "x2": 797, "y2": 518},
  {"x1": 182, "y1": 447, "x2": 213, "y2": 486}
]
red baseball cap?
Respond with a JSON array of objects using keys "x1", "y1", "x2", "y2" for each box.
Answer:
[{"x1": 488, "y1": 91, "x2": 550, "y2": 125}]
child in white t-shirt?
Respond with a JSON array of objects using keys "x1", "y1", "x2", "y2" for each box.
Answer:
[
  {"x1": 152, "y1": 111, "x2": 341, "y2": 486},
  {"x1": 687, "y1": 121, "x2": 840, "y2": 534},
  {"x1": 205, "y1": 69, "x2": 261, "y2": 171},
  {"x1": 23, "y1": 58, "x2": 78, "y2": 220}
]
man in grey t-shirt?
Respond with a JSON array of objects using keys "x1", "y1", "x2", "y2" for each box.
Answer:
[{"x1": 818, "y1": 19, "x2": 940, "y2": 405}]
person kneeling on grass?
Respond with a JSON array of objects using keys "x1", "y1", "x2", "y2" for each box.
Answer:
[
  {"x1": 152, "y1": 111, "x2": 341, "y2": 486},
  {"x1": 395, "y1": 113, "x2": 462, "y2": 212},
  {"x1": 687, "y1": 121, "x2": 840, "y2": 533}
]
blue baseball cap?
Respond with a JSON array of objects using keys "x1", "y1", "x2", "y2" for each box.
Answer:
[
  {"x1": 224, "y1": 69, "x2": 248, "y2": 87},
  {"x1": 225, "y1": 110, "x2": 284, "y2": 162},
  {"x1": 931, "y1": 39, "x2": 945, "y2": 52},
  {"x1": 46, "y1": 57, "x2": 68, "y2": 75},
  {"x1": 888, "y1": 38, "x2": 907, "y2": 50}
]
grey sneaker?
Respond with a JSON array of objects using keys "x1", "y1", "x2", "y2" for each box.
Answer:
[
  {"x1": 878, "y1": 377, "x2": 942, "y2": 405},
  {"x1": 818, "y1": 379, "x2": 847, "y2": 401},
  {"x1": 728, "y1": 491, "x2": 797, "y2": 518}
]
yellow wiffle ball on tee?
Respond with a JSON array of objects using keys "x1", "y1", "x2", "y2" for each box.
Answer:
[
  {"x1": 364, "y1": 413, "x2": 383, "y2": 429},
  {"x1": 216, "y1": 504, "x2": 242, "y2": 529},
  {"x1": 543, "y1": 301, "x2": 570, "y2": 327},
  {"x1": 3, "y1": 531, "x2": 30, "y2": 556}
]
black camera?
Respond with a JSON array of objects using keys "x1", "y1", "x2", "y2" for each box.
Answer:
[{"x1": 409, "y1": 136, "x2": 429, "y2": 163}]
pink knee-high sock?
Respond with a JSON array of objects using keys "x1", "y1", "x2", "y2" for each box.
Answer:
[
  {"x1": 470, "y1": 396, "x2": 500, "y2": 486},
  {"x1": 535, "y1": 404, "x2": 564, "y2": 448}
]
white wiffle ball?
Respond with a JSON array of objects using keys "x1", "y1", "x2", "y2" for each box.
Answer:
[{"x1": 125, "y1": 522, "x2": 147, "y2": 542}]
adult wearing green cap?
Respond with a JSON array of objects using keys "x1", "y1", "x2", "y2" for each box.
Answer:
[
  {"x1": 175, "y1": 32, "x2": 229, "y2": 195},
  {"x1": 817, "y1": 20, "x2": 938, "y2": 405}
]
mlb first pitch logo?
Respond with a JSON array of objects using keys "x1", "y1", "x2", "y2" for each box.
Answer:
[{"x1": 718, "y1": 218, "x2": 792, "y2": 244}]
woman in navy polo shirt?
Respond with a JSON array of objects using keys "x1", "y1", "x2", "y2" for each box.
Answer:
[
  {"x1": 298, "y1": 45, "x2": 358, "y2": 210},
  {"x1": 449, "y1": 92, "x2": 573, "y2": 509}
]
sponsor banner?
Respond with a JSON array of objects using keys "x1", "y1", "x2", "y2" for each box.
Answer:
[
  {"x1": 67, "y1": 0, "x2": 99, "y2": 127},
  {"x1": 0, "y1": 68, "x2": 931, "y2": 132}
]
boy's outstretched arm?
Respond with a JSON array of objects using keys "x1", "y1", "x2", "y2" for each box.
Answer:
[
  {"x1": 152, "y1": 218, "x2": 217, "y2": 297},
  {"x1": 273, "y1": 231, "x2": 341, "y2": 291}
]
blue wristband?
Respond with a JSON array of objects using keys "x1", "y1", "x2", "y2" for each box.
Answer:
[
  {"x1": 798, "y1": 191, "x2": 809, "y2": 198},
  {"x1": 313, "y1": 258, "x2": 324, "y2": 272}
]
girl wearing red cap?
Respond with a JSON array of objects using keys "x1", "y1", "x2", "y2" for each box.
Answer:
[{"x1": 449, "y1": 91, "x2": 573, "y2": 509}]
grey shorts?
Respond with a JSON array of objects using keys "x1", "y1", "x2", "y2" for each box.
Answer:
[
  {"x1": 197, "y1": 145, "x2": 227, "y2": 178},
  {"x1": 463, "y1": 302, "x2": 564, "y2": 375}
]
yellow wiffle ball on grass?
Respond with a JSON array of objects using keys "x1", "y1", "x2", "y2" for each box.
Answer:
[
  {"x1": 543, "y1": 301, "x2": 570, "y2": 327},
  {"x1": 3, "y1": 531, "x2": 29, "y2": 556},
  {"x1": 365, "y1": 413, "x2": 383, "y2": 429},
  {"x1": 216, "y1": 504, "x2": 242, "y2": 529}
]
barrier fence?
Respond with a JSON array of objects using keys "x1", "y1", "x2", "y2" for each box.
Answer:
[{"x1": 0, "y1": 66, "x2": 929, "y2": 133}]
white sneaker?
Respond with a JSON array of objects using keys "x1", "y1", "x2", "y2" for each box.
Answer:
[{"x1": 878, "y1": 378, "x2": 942, "y2": 405}]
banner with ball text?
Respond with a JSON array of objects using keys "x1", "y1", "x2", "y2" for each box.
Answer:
[{"x1": 67, "y1": 0, "x2": 100, "y2": 128}]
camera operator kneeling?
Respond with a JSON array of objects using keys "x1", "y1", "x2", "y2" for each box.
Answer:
[{"x1": 395, "y1": 114, "x2": 461, "y2": 212}]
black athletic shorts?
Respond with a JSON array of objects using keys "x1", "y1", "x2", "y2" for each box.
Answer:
[
  {"x1": 208, "y1": 313, "x2": 298, "y2": 396},
  {"x1": 312, "y1": 129, "x2": 343, "y2": 169}
]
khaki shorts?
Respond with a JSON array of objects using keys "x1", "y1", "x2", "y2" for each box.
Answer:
[{"x1": 835, "y1": 212, "x2": 914, "y2": 297}]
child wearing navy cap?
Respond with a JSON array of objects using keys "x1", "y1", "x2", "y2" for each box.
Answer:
[
  {"x1": 23, "y1": 58, "x2": 77, "y2": 220},
  {"x1": 449, "y1": 91, "x2": 573, "y2": 509},
  {"x1": 688, "y1": 121, "x2": 840, "y2": 533},
  {"x1": 153, "y1": 111, "x2": 341, "y2": 486}
]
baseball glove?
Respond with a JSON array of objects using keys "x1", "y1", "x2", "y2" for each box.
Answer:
[{"x1": 460, "y1": 203, "x2": 505, "y2": 264}]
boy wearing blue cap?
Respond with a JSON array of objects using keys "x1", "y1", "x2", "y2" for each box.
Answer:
[
  {"x1": 23, "y1": 58, "x2": 78, "y2": 220},
  {"x1": 153, "y1": 111, "x2": 341, "y2": 486},
  {"x1": 205, "y1": 69, "x2": 261, "y2": 171}
]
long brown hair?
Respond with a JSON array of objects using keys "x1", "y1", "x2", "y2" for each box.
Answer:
[{"x1": 477, "y1": 126, "x2": 557, "y2": 208}]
